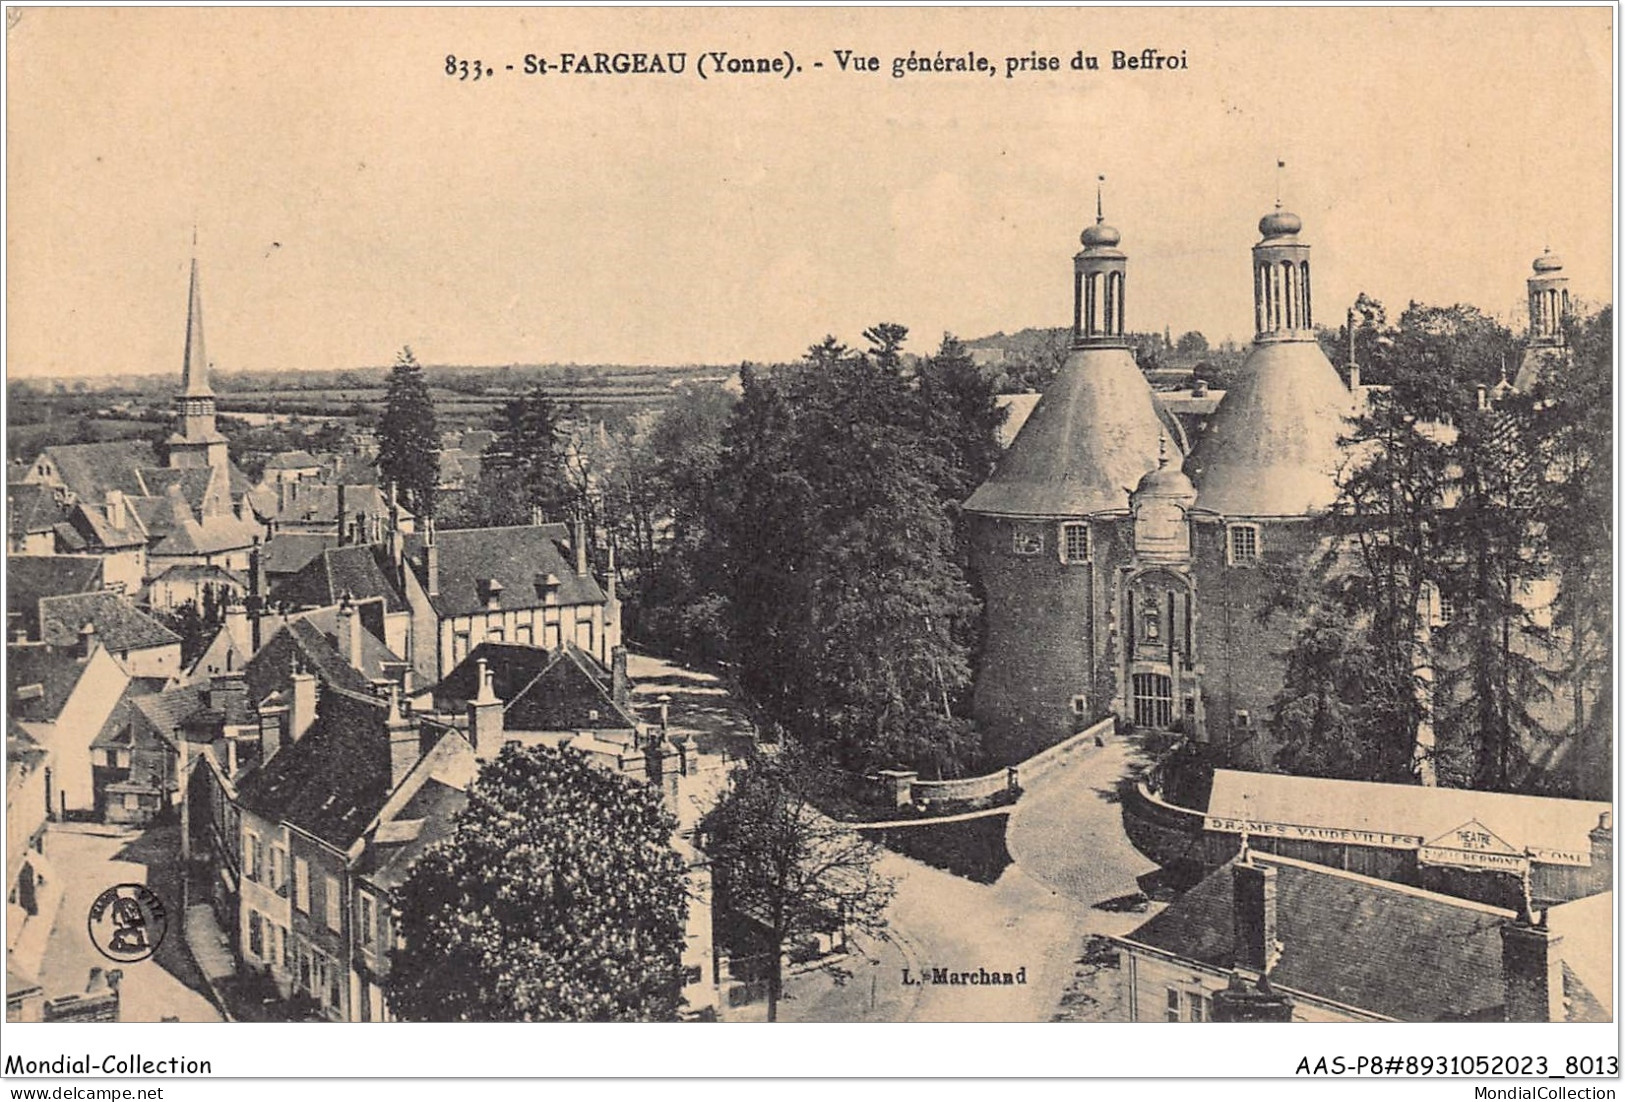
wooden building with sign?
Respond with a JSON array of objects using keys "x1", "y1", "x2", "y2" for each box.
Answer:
[{"x1": 1132, "y1": 769, "x2": 1614, "y2": 909}]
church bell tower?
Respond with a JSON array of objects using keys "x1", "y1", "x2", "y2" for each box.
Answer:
[{"x1": 167, "y1": 247, "x2": 230, "y2": 469}]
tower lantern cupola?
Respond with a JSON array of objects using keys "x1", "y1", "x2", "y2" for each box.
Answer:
[
  {"x1": 1252, "y1": 203, "x2": 1313, "y2": 341},
  {"x1": 1526, "y1": 248, "x2": 1570, "y2": 347},
  {"x1": 1072, "y1": 178, "x2": 1128, "y2": 348},
  {"x1": 1513, "y1": 247, "x2": 1573, "y2": 392}
]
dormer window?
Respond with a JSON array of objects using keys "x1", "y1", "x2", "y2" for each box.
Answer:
[
  {"x1": 1227, "y1": 524, "x2": 1260, "y2": 565},
  {"x1": 1061, "y1": 522, "x2": 1090, "y2": 564},
  {"x1": 479, "y1": 577, "x2": 504, "y2": 609}
]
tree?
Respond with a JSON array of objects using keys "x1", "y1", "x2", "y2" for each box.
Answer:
[
  {"x1": 700, "y1": 752, "x2": 894, "y2": 1022},
  {"x1": 484, "y1": 385, "x2": 572, "y2": 521},
  {"x1": 1526, "y1": 306, "x2": 1613, "y2": 797},
  {"x1": 155, "y1": 596, "x2": 225, "y2": 669},
  {"x1": 601, "y1": 383, "x2": 738, "y2": 657},
  {"x1": 1175, "y1": 330, "x2": 1209, "y2": 356},
  {"x1": 377, "y1": 346, "x2": 440, "y2": 519},
  {"x1": 386, "y1": 743, "x2": 689, "y2": 1021},
  {"x1": 708, "y1": 332, "x2": 986, "y2": 776},
  {"x1": 1269, "y1": 300, "x2": 1556, "y2": 790}
]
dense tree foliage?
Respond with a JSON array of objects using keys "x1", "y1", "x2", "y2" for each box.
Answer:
[
  {"x1": 154, "y1": 586, "x2": 227, "y2": 668},
  {"x1": 483, "y1": 386, "x2": 574, "y2": 521},
  {"x1": 701, "y1": 751, "x2": 893, "y2": 1022},
  {"x1": 1525, "y1": 306, "x2": 1613, "y2": 797},
  {"x1": 386, "y1": 744, "x2": 688, "y2": 1021},
  {"x1": 605, "y1": 384, "x2": 737, "y2": 660},
  {"x1": 1269, "y1": 300, "x2": 1609, "y2": 795},
  {"x1": 702, "y1": 328, "x2": 1004, "y2": 776},
  {"x1": 377, "y1": 347, "x2": 440, "y2": 519},
  {"x1": 444, "y1": 387, "x2": 577, "y2": 530}
]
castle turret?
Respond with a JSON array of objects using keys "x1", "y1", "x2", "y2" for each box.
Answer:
[
  {"x1": 964, "y1": 187, "x2": 1179, "y2": 522},
  {"x1": 1185, "y1": 200, "x2": 1351, "y2": 517},
  {"x1": 167, "y1": 246, "x2": 230, "y2": 469},
  {"x1": 964, "y1": 187, "x2": 1180, "y2": 761},
  {"x1": 1513, "y1": 248, "x2": 1571, "y2": 392}
]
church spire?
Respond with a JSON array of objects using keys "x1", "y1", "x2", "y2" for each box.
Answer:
[
  {"x1": 180, "y1": 249, "x2": 212, "y2": 398},
  {"x1": 169, "y1": 237, "x2": 229, "y2": 469}
]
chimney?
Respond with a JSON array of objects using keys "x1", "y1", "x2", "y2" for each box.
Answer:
[
  {"x1": 78, "y1": 621, "x2": 98, "y2": 660},
  {"x1": 425, "y1": 520, "x2": 439, "y2": 597},
  {"x1": 611, "y1": 646, "x2": 630, "y2": 709},
  {"x1": 1231, "y1": 852, "x2": 1280, "y2": 974},
  {"x1": 1501, "y1": 910, "x2": 1564, "y2": 1022},
  {"x1": 574, "y1": 515, "x2": 588, "y2": 577},
  {"x1": 290, "y1": 661, "x2": 318, "y2": 742},
  {"x1": 386, "y1": 684, "x2": 419, "y2": 789},
  {"x1": 336, "y1": 596, "x2": 362, "y2": 671},
  {"x1": 606, "y1": 542, "x2": 618, "y2": 607},
  {"x1": 1210, "y1": 970, "x2": 1295, "y2": 1022},
  {"x1": 1589, "y1": 812, "x2": 1612, "y2": 893},
  {"x1": 105, "y1": 489, "x2": 126, "y2": 531},
  {"x1": 336, "y1": 484, "x2": 348, "y2": 546},
  {"x1": 382, "y1": 661, "x2": 414, "y2": 699},
  {"x1": 277, "y1": 480, "x2": 288, "y2": 513},
  {"x1": 258, "y1": 692, "x2": 289, "y2": 765},
  {"x1": 387, "y1": 482, "x2": 404, "y2": 568},
  {"x1": 1346, "y1": 307, "x2": 1360, "y2": 392},
  {"x1": 1477, "y1": 384, "x2": 1489, "y2": 412},
  {"x1": 468, "y1": 657, "x2": 504, "y2": 755},
  {"x1": 212, "y1": 671, "x2": 248, "y2": 720}
]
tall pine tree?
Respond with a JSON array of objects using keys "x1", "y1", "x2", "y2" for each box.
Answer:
[{"x1": 378, "y1": 346, "x2": 440, "y2": 519}]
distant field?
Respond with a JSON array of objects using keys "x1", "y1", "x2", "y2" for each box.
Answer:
[{"x1": 7, "y1": 417, "x2": 159, "y2": 460}]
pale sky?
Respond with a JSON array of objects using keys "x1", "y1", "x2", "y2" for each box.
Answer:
[{"x1": 5, "y1": 6, "x2": 1614, "y2": 379}]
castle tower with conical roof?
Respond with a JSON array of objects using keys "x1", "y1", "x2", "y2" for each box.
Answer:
[
  {"x1": 1513, "y1": 248, "x2": 1571, "y2": 392},
  {"x1": 167, "y1": 251, "x2": 230, "y2": 469},
  {"x1": 964, "y1": 190, "x2": 1186, "y2": 761},
  {"x1": 1185, "y1": 203, "x2": 1351, "y2": 517}
]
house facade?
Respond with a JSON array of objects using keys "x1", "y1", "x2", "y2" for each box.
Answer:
[
  {"x1": 399, "y1": 522, "x2": 616, "y2": 684},
  {"x1": 8, "y1": 640, "x2": 131, "y2": 818}
]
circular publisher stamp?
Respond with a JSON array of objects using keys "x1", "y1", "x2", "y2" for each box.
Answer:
[{"x1": 87, "y1": 883, "x2": 168, "y2": 963}]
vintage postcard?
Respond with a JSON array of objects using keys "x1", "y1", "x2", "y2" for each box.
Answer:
[{"x1": 2, "y1": 4, "x2": 1615, "y2": 1086}]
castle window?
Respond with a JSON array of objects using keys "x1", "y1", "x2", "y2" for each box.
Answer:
[
  {"x1": 1227, "y1": 524, "x2": 1260, "y2": 565},
  {"x1": 1070, "y1": 694, "x2": 1089, "y2": 716},
  {"x1": 1436, "y1": 591, "x2": 1456, "y2": 627},
  {"x1": 1166, "y1": 988, "x2": 1182, "y2": 1022},
  {"x1": 1012, "y1": 527, "x2": 1044, "y2": 557},
  {"x1": 1061, "y1": 522, "x2": 1090, "y2": 563},
  {"x1": 1233, "y1": 709, "x2": 1252, "y2": 730}
]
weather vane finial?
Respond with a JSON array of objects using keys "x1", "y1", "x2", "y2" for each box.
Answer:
[
  {"x1": 1157, "y1": 431, "x2": 1168, "y2": 467},
  {"x1": 1096, "y1": 174, "x2": 1105, "y2": 222},
  {"x1": 1275, "y1": 159, "x2": 1286, "y2": 208}
]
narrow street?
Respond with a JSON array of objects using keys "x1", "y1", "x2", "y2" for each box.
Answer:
[
  {"x1": 35, "y1": 824, "x2": 223, "y2": 1023},
  {"x1": 1005, "y1": 731, "x2": 1163, "y2": 933},
  {"x1": 765, "y1": 730, "x2": 1161, "y2": 1022},
  {"x1": 624, "y1": 650, "x2": 1159, "y2": 1023}
]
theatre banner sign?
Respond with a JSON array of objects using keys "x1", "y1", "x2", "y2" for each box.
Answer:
[
  {"x1": 1202, "y1": 816, "x2": 1422, "y2": 851},
  {"x1": 1202, "y1": 814, "x2": 1592, "y2": 871}
]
